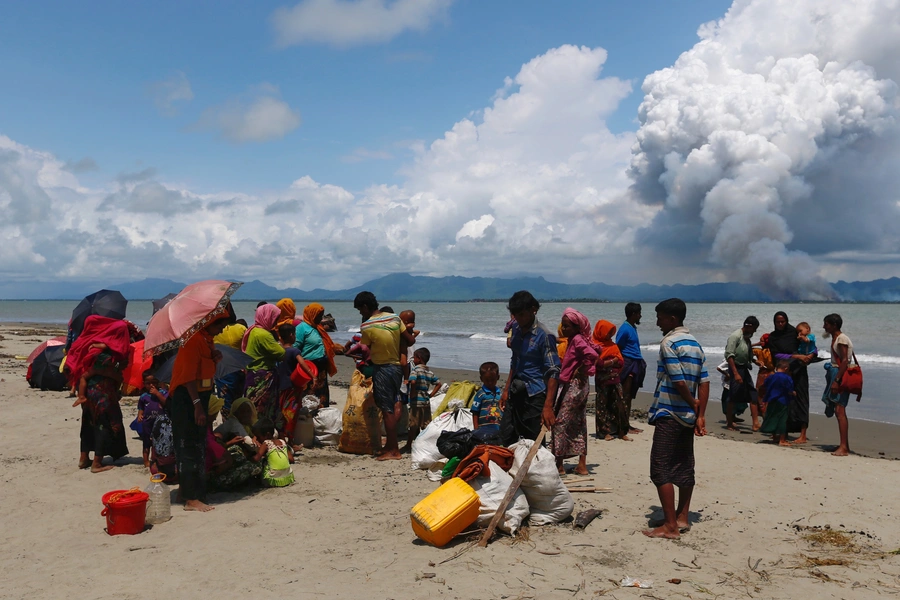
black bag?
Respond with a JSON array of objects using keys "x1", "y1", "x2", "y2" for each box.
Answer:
[
  {"x1": 437, "y1": 428, "x2": 475, "y2": 460},
  {"x1": 471, "y1": 426, "x2": 504, "y2": 447}
]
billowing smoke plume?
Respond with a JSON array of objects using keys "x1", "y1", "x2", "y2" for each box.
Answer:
[{"x1": 629, "y1": 0, "x2": 900, "y2": 299}]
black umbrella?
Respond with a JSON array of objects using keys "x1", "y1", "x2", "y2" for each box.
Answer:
[
  {"x1": 30, "y1": 346, "x2": 69, "y2": 392},
  {"x1": 70, "y1": 289, "x2": 128, "y2": 335},
  {"x1": 154, "y1": 344, "x2": 253, "y2": 384},
  {"x1": 151, "y1": 293, "x2": 178, "y2": 315}
]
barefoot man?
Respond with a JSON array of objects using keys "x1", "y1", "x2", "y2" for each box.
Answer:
[
  {"x1": 822, "y1": 313, "x2": 858, "y2": 457},
  {"x1": 644, "y1": 298, "x2": 709, "y2": 539},
  {"x1": 354, "y1": 292, "x2": 415, "y2": 461},
  {"x1": 616, "y1": 302, "x2": 647, "y2": 435},
  {"x1": 499, "y1": 291, "x2": 560, "y2": 446},
  {"x1": 723, "y1": 316, "x2": 759, "y2": 431}
]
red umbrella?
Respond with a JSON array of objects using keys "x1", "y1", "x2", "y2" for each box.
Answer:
[
  {"x1": 122, "y1": 339, "x2": 153, "y2": 391},
  {"x1": 144, "y1": 280, "x2": 242, "y2": 356},
  {"x1": 26, "y1": 336, "x2": 67, "y2": 364}
]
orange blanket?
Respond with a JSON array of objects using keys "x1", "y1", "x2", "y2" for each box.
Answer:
[{"x1": 453, "y1": 445, "x2": 515, "y2": 482}]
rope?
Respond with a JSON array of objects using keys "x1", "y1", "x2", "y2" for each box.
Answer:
[{"x1": 107, "y1": 487, "x2": 142, "y2": 505}]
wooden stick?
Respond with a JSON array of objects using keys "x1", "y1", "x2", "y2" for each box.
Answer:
[
  {"x1": 478, "y1": 426, "x2": 548, "y2": 548},
  {"x1": 563, "y1": 478, "x2": 594, "y2": 485},
  {"x1": 567, "y1": 487, "x2": 612, "y2": 493}
]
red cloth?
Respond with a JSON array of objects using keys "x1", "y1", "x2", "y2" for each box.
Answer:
[
  {"x1": 66, "y1": 315, "x2": 132, "y2": 386},
  {"x1": 453, "y1": 445, "x2": 515, "y2": 482}
]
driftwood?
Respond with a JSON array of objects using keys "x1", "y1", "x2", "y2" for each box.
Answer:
[{"x1": 478, "y1": 426, "x2": 549, "y2": 547}]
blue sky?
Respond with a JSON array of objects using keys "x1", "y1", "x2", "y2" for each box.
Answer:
[
  {"x1": 0, "y1": 0, "x2": 731, "y2": 193},
  {"x1": 0, "y1": 0, "x2": 897, "y2": 299}
]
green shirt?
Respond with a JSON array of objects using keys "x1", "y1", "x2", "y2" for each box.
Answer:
[
  {"x1": 245, "y1": 327, "x2": 285, "y2": 371},
  {"x1": 724, "y1": 328, "x2": 751, "y2": 367}
]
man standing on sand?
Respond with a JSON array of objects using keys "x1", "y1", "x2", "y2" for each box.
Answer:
[
  {"x1": 822, "y1": 313, "x2": 857, "y2": 457},
  {"x1": 644, "y1": 298, "x2": 709, "y2": 540},
  {"x1": 723, "y1": 316, "x2": 760, "y2": 431},
  {"x1": 616, "y1": 302, "x2": 646, "y2": 435},
  {"x1": 353, "y1": 292, "x2": 414, "y2": 461},
  {"x1": 500, "y1": 291, "x2": 560, "y2": 446}
]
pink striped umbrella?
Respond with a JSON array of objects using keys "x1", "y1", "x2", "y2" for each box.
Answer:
[
  {"x1": 144, "y1": 280, "x2": 242, "y2": 356},
  {"x1": 26, "y1": 336, "x2": 67, "y2": 364}
]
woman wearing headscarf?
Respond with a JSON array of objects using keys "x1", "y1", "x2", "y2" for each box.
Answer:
[
  {"x1": 68, "y1": 315, "x2": 133, "y2": 473},
  {"x1": 592, "y1": 319, "x2": 629, "y2": 441},
  {"x1": 552, "y1": 308, "x2": 599, "y2": 476},
  {"x1": 276, "y1": 298, "x2": 299, "y2": 328},
  {"x1": 242, "y1": 304, "x2": 285, "y2": 423},
  {"x1": 768, "y1": 311, "x2": 811, "y2": 444},
  {"x1": 294, "y1": 302, "x2": 337, "y2": 407}
]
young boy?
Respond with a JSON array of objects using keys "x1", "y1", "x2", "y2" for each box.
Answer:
[
  {"x1": 402, "y1": 347, "x2": 441, "y2": 452},
  {"x1": 471, "y1": 361, "x2": 503, "y2": 431},
  {"x1": 759, "y1": 359, "x2": 795, "y2": 446},
  {"x1": 137, "y1": 373, "x2": 168, "y2": 468}
]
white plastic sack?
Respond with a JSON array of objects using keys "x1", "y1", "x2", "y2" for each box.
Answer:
[
  {"x1": 313, "y1": 407, "x2": 342, "y2": 446},
  {"x1": 410, "y1": 407, "x2": 473, "y2": 470},
  {"x1": 509, "y1": 439, "x2": 574, "y2": 525},
  {"x1": 470, "y1": 460, "x2": 530, "y2": 535},
  {"x1": 429, "y1": 393, "x2": 446, "y2": 415}
]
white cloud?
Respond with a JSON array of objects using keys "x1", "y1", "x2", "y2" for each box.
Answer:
[
  {"x1": 149, "y1": 71, "x2": 194, "y2": 116},
  {"x1": 271, "y1": 0, "x2": 452, "y2": 48},
  {"x1": 629, "y1": 0, "x2": 900, "y2": 299},
  {"x1": 197, "y1": 85, "x2": 301, "y2": 143}
]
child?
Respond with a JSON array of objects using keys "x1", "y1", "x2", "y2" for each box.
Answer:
[
  {"x1": 251, "y1": 417, "x2": 295, "y2": 487},
  {"x1": 137, "y1": 374, "x2": 168, "y2": 468},
  {"x1": 796, "y1": 322, "x2": 818, "y2": 356},
  {"x1": 343, "y1": 334, "x2": 374, "y2": 378},
  {"x1": 759, "y1": 360, "x2": 795, "y2": 446},
  {"x1": 471, "y1": 361, "x2": 502, "y2": 431},
  {"x1": 401, "y1": 347, "x2": 441, "y2": 453}
]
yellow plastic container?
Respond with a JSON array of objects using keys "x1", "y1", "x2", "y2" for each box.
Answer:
[{"x1": 410, "y1": 478, "x2": 481, "y2": 547}]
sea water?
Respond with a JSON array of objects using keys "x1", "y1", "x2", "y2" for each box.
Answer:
[{"x1": 2, "y1": 300, "x2": 897, "y2": 424}]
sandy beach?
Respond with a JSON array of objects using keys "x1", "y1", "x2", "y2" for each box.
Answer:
[{"x1": 2, "y1": 323, "x2": 900, "y2": 599}]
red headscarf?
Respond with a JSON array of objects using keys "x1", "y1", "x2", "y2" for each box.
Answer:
[
  {"x1": 241, "y1": 304, "x2": 281, "y2": 352},
  {"x1": 591, "y1": 320, "x2": 623, "y2": 363},
  {"x1": 303, "y1": 302, "x2": 337, "y2": 376},
  {"x1": 66, "y1": 316, "x2": 132, "y2": 385}
]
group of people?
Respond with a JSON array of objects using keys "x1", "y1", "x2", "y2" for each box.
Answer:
[
  {"x1": 720, "y1": 311, "x2": 859, "y2": 456},
  {"x1": 64, "y1": 287, "x2": 860, "y2": 524}
]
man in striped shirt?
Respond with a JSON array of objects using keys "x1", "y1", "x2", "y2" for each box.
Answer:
[{"x1": 644, "y1": 298, "x2": 710, "y2": 540}]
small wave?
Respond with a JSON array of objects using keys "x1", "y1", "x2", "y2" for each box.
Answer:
[
  {"x1": 470, "y1": 333, "x2": 508, "y2": 342},
  {"x1": 639, "y1": 345, "x2": 900, "y2": 365},
  {"x1": 347, "y1": 326, "x2": 360, "y2": 333}
]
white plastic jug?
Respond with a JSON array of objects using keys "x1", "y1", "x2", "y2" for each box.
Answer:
[{"x1": 144, "y1": 473, "x2": 172, "y2": 525}]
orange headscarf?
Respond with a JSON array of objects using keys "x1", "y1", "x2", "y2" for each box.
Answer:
[
  {"x1": 276, "y1": 298, "x2": 296, "y2": 327},
  {"x1": 302, "y1": 303, "x2": 337, "y2": 376},
  {"x1": 556, "y1": 324, "x2": 568, "y2": 358},
  {"x1": 591, "y1": 320, "x2": 623, "y2": 363}
]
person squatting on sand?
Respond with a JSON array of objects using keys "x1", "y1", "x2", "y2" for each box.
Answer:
[
  {"x1": 644, "y1": 298, "x2": 709, "y2": 540},
  {"x1": 553, "y1": 308, "x2": 598, "y2": 475},
  {"x1": 500, "y1": 291, "x2": 561, "y2": 446}
]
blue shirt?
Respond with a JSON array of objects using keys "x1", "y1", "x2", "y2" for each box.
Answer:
[
  {"x1": 798, "y1": 333, "x2": 817, "y2": 356},
  {"x1": 294, "y1": 321, "x2": 325, "y2": 360},
  {"x1": 763, "y1": 371, "x2": 793, "y2": 406},
  {"x1": 616, "y1": 321, "x2": 643, "y2": 360},
  {"x1": 649, "y1": 326, "x2": 709, "y2": 427},
  {"x1": 510, "y1": 319, "x2": 561, "y2": 397},
  {"x1": 408, "y1": 364, "x2": 440, "y2": 405},
  {"x1": 470, "y1": 385, "x2": 502, "y2": 426}
]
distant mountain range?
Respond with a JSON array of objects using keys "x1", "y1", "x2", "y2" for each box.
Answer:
[{"x1": 2, "y1": 273, "x2": 899, "y2": 303}]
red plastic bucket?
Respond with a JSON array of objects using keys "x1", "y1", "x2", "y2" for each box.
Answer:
[
  {"x1": 290, "y1": 361, "x2": 318, "y2": 389},
  {"x1": 101, "y1": 489, "x2": 149, "y2": 535}
]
